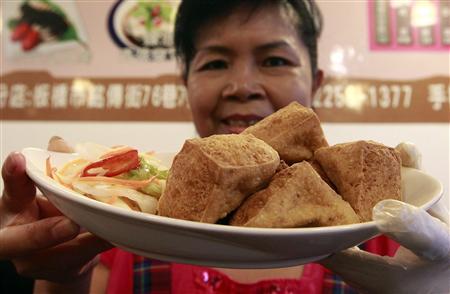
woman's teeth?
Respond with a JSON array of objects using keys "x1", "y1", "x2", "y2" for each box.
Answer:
[{"x1": 225, "y1": 119, "x2": 259, "y2": 127}]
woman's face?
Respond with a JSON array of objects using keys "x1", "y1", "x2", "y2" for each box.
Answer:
[{"x1": 186, "y1": 3, "x2": 322, "y2": 137}]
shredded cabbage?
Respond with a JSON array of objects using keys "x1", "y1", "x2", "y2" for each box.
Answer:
[{"x1": 50, "y1": 143, "x2": 168, "y2": 213}]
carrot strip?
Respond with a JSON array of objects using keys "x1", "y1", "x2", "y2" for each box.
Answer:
[
  {"x1": 46, "y1": 157, "x2": 53, "y2": 179},
  {"x1": 46, "y1": 157, "x2": 73, "y2": 188},
  {"x1": 53, "y1": 172, "x2": 73, "y2": 189},
  {"x1": 118, "y1": 196, "x2": 142, "y2": 212},
  {"x1": 106, "y1": 195, "x2": 118, "y2": 205},
  {"x1": 76, "y1": 176, "x2": 157, "y2": 188}
]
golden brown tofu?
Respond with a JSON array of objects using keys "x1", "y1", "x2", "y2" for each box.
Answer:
[
  {"x1": 314, "y1": 140, "x2": 402, "y2": 222},
  {"x1": 158, "y1": 134, "x2": 280, "y2": 223},
  {"x1": 230, "y1": 161, "x2": 360, "y2": 228},
  {"x1": 242, "y1": 102, "x2": 328, "y2": 164}
]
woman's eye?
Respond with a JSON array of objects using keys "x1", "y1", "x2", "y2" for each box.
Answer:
[
  {"x1": 262, "y1": 57, "x2": 290, "y2": 67},
  {"x1": 199, "y1": 60, "x2": 228, "y2": 71}
]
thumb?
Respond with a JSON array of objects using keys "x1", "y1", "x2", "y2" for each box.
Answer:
[
  {"x1": 319, "y1": 247, "x2": 403, "y2": 292},
  {"x1": 373, "y1": 199, "x2": 450, "y2": 261},
  {"x1": 1, "y1": 152, "x2": 36, "y2": 213}
]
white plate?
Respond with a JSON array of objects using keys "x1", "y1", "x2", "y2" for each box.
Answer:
[{"x1": 23, "y1": 147, "x2": 443, "y2": 269}]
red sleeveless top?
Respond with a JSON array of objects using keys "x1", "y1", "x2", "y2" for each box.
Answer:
[{"x1": 101, "y1": 236, "x2": 399, "y2": 294}]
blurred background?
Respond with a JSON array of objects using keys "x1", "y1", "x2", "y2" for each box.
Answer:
[{"x1": 1, "y1": 0, "x2": 448, "y2": 292}]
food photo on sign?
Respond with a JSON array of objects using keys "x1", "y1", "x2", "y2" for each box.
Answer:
[
  {"x1": 108, "y1": 0, "x2": 179, "y2": 61},
  {"x1": 2, "y1": 0, "x2": 90, "y2": 63},
  {"x1": 0, "y1": 0, "x2": 449, "y2": 293}
]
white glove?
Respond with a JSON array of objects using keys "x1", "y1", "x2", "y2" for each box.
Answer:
[
  {"x1": 320, "y1": 142, "x2": 450, "y2": 294},
  {"x1": 395, "y1": 141, "x2": 422, "y2": 170},
  {"x1": 374, "y1": 199, "x2": 449, "y2": 262},
  {"x1": 321, "y1": 200, "x2": 450, "y2": 294}
]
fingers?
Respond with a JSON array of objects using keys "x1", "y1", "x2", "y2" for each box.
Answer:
[
  {"x1": 319, "y1": 248, "x2": 406, "y2": 292},
  {"x1": 13, "y1": 233, "x2": 113, "y2": 282},
  {"x1": 373, "y1": 200, "x2": 450, "y2": 261},
  {"x1": 55, "y1": 232, "x2": 113, "y2": 265},
  {"x1": 0, "y1": 216, "x2": 79, "y2": 259},
  {"x1": 395, "y1": 142, "x2": 422, "y2": 169},
  {"x1": 1, "y1": 152, "x2": 36, "y2": 213},
  {"x1": 321, "y1": 247, "x2": 402, "y2": 271},
  {"x1": 36, "y1": 196, "x2": 63, "y2": 218}
]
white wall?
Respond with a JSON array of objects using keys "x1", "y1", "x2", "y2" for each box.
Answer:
[{"x1": 0, "y1": 121, "x2": 195, "y2": 155}]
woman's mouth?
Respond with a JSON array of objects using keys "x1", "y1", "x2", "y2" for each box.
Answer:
[{"x1": 221, "y1": 114, "x2": 264, "y2": 134}]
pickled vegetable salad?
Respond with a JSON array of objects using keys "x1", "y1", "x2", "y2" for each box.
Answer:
[{"x1": 46, "y1": 143, "x2": 168, "y2": 214}]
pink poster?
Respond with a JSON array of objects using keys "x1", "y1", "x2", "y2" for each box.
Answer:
[{"x1": 369, "y1": 0, "x2": 450, "y2": 51}]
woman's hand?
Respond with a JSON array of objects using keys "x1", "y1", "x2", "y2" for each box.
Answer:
[
  {"x1": 320, "y1": 199, "x2": 450, "y2": 294},
  {"x1": 0, "y1": 138, "x2": 112, "y2": 285}
]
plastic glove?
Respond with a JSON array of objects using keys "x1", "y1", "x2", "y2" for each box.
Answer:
[
  {"x1": 395, "y1": 141, "x2": 422, "y2": 170},
  {"x1": 320, "y1": 199, "x2": 450, "y2": 294},
  {"x1": 0, "y1": 137, "x2": 112, "y2": 286}
]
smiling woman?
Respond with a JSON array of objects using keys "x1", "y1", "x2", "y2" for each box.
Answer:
[{"x1": 177, "y1": 0, "x2": 324, "y2": 137}]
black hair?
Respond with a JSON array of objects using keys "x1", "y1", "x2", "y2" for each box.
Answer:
[{"x1": 174, "y1": 0, "x2": 323, "y2": 81}]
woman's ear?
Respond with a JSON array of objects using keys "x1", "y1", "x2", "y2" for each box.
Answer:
[{"x1": 312, "y1": 69, "x2": 324, "y2": 96}]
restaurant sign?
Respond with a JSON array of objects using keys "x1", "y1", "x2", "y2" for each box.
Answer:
[{"x1": 1, "y1": 71, "x2": 448, "y2": 122}]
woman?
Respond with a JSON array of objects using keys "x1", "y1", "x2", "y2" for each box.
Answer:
[{"x1": 1, "y1": 1, "x2": 448, "y2": 293}]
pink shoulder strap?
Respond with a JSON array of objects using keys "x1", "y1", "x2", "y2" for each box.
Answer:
[{"x1": 101, "y1": 248, "x2": 134, "y2": 294}]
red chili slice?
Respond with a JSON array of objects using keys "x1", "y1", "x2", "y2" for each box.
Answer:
[
  {"x1": 151, "y1": 5, "x2": 161, "y2": 17},
  {"x1": 11, "y1": 22, "x2": 31, "y2": 41},
  {"x1": 21, "y1": 28, "x2": 41, "y2": 51},
  {"x1": 81, "y1": 149, "x2": 140, "y2": 177}
]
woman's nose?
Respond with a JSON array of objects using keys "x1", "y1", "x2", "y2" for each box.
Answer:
[{"x1": 222, "y1": 65, "x2": 264, "y2": 101}]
